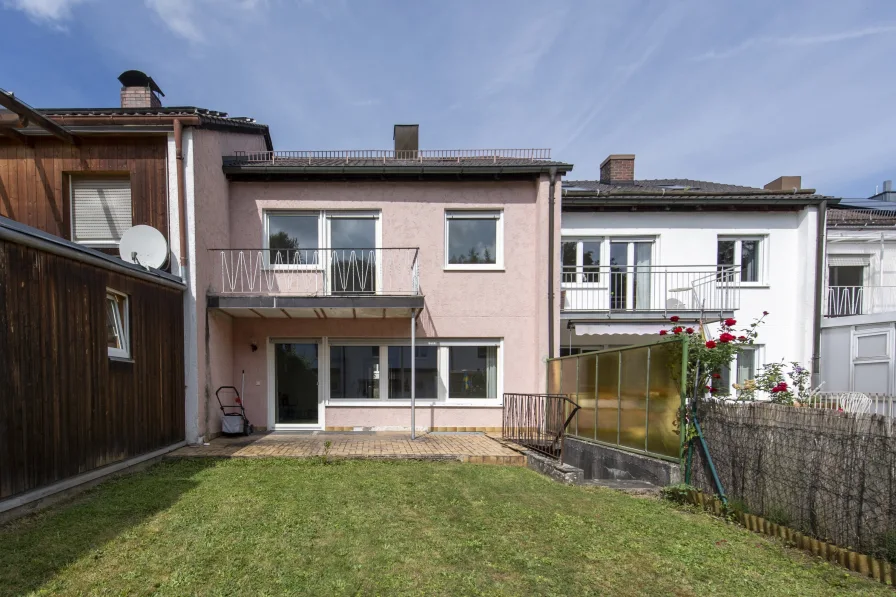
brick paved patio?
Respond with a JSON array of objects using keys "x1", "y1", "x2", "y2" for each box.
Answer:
[{"x1": 168, "y1": 432, "x2": 525, "y2": 465}]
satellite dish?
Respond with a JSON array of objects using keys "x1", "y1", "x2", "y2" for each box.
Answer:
[{"x1": 119, "y1": 225, "x2": 169, "y2": 269}]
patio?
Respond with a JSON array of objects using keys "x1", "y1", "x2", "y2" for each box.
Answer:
[{"x1": 168, "y1": 431, "x2": 525, "y2": 465}]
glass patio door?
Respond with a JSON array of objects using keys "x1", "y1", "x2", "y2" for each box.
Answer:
[
  {"x1": 274, "y1": 343, "x2": 320, "y2": 425},
  {"x1": 328, "y1": 214, "x2": 378, "y2": 294}
]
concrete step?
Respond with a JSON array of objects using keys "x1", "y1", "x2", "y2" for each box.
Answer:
[{"x1": 585, "y1": 479, "x2": 660, "y2": 496}]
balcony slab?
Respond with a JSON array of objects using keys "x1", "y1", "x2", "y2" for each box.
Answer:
[{"x1": 208, "y1": 294, "x2": 423, "y2": 318}]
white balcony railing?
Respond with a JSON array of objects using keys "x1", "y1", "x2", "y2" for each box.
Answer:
[
  {"x1": 561, "y1": 264, "x2": 741, "y2": 313},
  {"x1": 826, "y1": 286, "x2": 896, "y2": 317},
  {"x1": 211, "y1": 248, "x2": 420, "y2": 296}
]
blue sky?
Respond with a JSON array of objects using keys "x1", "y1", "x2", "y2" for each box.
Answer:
[{"x1": 1, "y1": 0, "x2": 894, "y2": 197}]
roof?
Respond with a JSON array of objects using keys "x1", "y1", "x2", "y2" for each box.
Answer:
[
  {"x1": 222, "y1": 150, "x2": 573, "y2": 179},
  {"x1": 562, "y1": 177, "x2": 833, "y2": 208},
  {"x1": 0, "y1": 215, "x2": 184, "y2": 289},
  {"x1": 1, "y1": 105, "x2": 273, "y2": 150},
  {"x1": 827, "y1": 208, "x2": 896, "y2": 228},
  {"x1": 43, "y1": 106, "x2": 271, "y2": 147},
  {"x1": 564, "y1": 178, "x2": 761, "y2": 193}
]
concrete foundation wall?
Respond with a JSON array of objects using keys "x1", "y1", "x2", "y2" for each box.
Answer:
[{"x1": 562, "y1": 436, "x2": 681, "y2": 486}]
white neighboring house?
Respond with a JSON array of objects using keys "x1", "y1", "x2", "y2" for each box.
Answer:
[
  {"x1": 821, "y1": 207, "x2": 896, "y2": 394},
  {"x1": 560, "y1": 154, "x2": 830, "y2": 395}
]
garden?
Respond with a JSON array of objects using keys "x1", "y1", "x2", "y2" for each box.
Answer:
[{"x1": 0, "y1": 458, "x2": 890, "y2": 596}]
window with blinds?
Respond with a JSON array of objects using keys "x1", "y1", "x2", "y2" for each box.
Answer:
[{"x1": 71, "y1": 177, "x2": 133, "y2": 244}]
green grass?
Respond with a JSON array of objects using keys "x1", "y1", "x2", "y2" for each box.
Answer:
[{"x1": 0, "y1": 459, "x2": 890, "y2": 596}]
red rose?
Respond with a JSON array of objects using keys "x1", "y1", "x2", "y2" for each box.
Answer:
[
  {"x1": 673, "y1": 326, "x2": 684, "y2": 334},
  {"x1": 659, "y1": 330, "x2": 668, "y2": 336},
  {"x1": 705, "y1": 386, "x2": 712, "y2": 391},
  {"x1": 777, "y1": 382, "x2": 788, "y2": 390},
  {"x1": 771, "y1": 387, "x2": 780, "y2": 393},
  {"x1": 724, "y1": 318, "x2": 737, "y2": 327},
  {"x1": 705, "y1": 340, "x2": 717, "y2": 349},
  {"x1": 719, "y1": 333, "x2": 735, "y2": 343},
  {"x1": 686, "y1": 327, "x2": 694, "y2": 334},
  {"x1": 670, "y1": 315, "x2": 680, "y2": 322},
  {"x1": 709, "y1": 387, "x2": 718, "y2": 394},
  {"x1": 712, "y1": 373, "x2": 721, "y2": 379},
  {"x1": 738, "y1": 336, "x2": 747, "y2": 341}
]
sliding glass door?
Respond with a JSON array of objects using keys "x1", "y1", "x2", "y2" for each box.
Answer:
[{"x1": 274, "y1": 342, "x2": 320, "y2": 425}]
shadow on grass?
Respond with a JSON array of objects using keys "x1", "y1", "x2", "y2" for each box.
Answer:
[{"x1": 0, "y1": 459, "x2": 217, "y2": 597}]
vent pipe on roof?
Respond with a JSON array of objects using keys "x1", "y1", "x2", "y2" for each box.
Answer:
[
  {"x1": 884, "y1": 180, "x2": 893, "y2": 193},
  {"x1": 393, "y1": 124, "x2": 419, "y2": 158}
]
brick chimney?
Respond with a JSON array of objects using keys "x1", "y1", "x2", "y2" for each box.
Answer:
[
  {"x1": 764, "y1": 176, "x2": 801, "y2": 191},
  {"x1": 117, "y1": 70, "x2": 164, "y2": 109},
  {"x1": 600, "y1": 154, "x2": 635, "y2": 184}
]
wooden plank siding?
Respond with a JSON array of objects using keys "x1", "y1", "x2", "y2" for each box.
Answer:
[
  {"x1": 0, "y1": 137, "x2": 169, "y2": 242},
  {"x1": 0, "y1": 238, "x2": 184, "y2": 500}
]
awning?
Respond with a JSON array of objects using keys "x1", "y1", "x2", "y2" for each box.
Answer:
[
  {"x1": 574, "y1": 322, "x2": 666, "y2": 336},
  {"x1": 828, "y1": 255, "x2": 871, "y2": 267}
]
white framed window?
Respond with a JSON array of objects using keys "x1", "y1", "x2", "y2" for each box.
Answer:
[
  {"x1": 717, "y1": 236, "x2": 765, "y2": 283},
  {"x1": 70, "y1": 176, "x2": 132, "y2": 246},
  {"x1": 325, "y1": 338, "x2": 502, "y2": 404},
  {"x1": 561, "y1": 238, "x2": 602, "y2": 284},
  {"x1": 106, "y1": 289, "x2": 130, "y2": 359},
  {"x1": 851, "y1": 326, "x2": 893, "y2": 393},
  {"x1": 264, "y1": 211, "x2": 323, "y2": 268},
  {"x1": 717, "y1": 345, "x2": 762, "y2": 395},
  {"x1": 445, "y1": 211, "x2": 503, "y2": 270}
]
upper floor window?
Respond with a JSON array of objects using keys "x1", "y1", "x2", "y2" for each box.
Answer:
[
  {"x1": 264, "y1": 210, "x2": 380, "y2": 267},
  {"x1": 717, "y1": 237, "x2": 763, "y2": 283},
  {"x1": 445, "y1": 211, "x2": 503, "y2": 270},
  {"x1": 71, "y1": 176, "x2": 132, "y2": 246},
  {"x1": 106, "y1": 289, "x2": 130, "y2": 360},
  {"x1": 562, "y1": 239, "x2": 601, "y2": 283}
]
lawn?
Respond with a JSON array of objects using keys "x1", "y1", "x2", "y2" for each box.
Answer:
[{"x1": 0, "y1": 459, "x2": 890, "y2": 596}]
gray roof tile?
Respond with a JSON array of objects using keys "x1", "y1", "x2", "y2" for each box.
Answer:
[{"x1": 564, "y1": 178, "x2": 761, "y2": 192}]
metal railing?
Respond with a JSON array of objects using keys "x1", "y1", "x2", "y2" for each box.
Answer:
[
  {"x1": 502, "y1": 393, "x2": 580, "y2": 458},
  {"x1": 561, "y1": 264, "x2": 741, "y2": 313},
  {"x1": 803, "y1": 392, "x2": 896, "y2": 418},
  {"x1": 210, "y1": 248, "x2": 420, "y2": 296},
  {"x1": 825, "y1": 286, "x2": 896, "y2": 317},
  {"x1": 229, "y1": 149, "x2": 552, "y2": 164}
]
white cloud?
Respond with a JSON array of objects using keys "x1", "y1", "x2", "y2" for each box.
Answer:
[
  {"x1": 695, "y1": 24, "x2": 896, "y2": 61},
  {"x1": 144, "y1": 0, "x2": 268, "y2": 43},
  {"x1": 4, "y1": 0, "x2": 89, "y2": 22}
]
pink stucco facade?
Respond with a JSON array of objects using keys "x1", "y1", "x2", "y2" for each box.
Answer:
[{"x1": 191, "y1": 167, "x2": 561, "y2": 435}]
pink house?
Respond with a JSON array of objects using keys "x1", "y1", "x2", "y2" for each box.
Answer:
[{"x1": 195, "y1": 125, "x2": 573, "y2": 435}]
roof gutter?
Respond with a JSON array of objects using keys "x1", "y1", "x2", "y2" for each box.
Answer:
[
  {"x1": 563, "y1": 196, "x2": 836, "y2": 207},
  {"x1": 222, "y1": 164, "x2": 574, "y2": 177}
]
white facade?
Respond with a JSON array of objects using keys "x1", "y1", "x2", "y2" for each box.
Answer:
[
  {"x1": 560, "y1": 208, "x2": 821, "y2": 382},
  {"x1": 820, "y1": 224, "x2": 896, "y2": 393}
]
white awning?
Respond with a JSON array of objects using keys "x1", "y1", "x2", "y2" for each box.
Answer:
[{"x1": 574, "y1": 322, "x2": 666, "y2": 336}]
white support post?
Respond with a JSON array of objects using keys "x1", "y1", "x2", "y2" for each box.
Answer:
[{"x1": 411, "y1": 311, "x2": 417, "y2": 439}]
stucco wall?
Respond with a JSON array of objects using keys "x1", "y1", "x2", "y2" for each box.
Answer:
[
  {"x1": 190, "y1": 129, "x2": 268, "y2": 439},
  {"x1": 219, "y1": 177, "x2": 557, "y2": 428},
  {"x1": 560, "y1": 208, "x2": 820, "y2": 369}
]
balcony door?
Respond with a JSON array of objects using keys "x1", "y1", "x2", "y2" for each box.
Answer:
[
  {"x1": 610, "y1": 241, "x2": 653, "y2": 311},
  {"x1": 327, "y1": 213, "x2": 380, "y2": 294},
  {"x1": 829, "y1": 264, "x2": 866, "y2": 316}
]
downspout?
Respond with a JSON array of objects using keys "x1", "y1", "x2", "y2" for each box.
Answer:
[
  {"x1": 811, "y1": 200, "x2": 828, "y2": 388},
  {"x1": 548, "y1": 168, "x2": 558, "y2": 359},
  {"x1": 174, "y1": 119, "x2": 188, "y2": 267}
]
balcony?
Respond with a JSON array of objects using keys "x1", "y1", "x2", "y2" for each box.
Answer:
[
  {"x1": 561, "y1": 264, "x2": 741, "y2": 317},
  {"x1": 826, "y1": 286, "x2": 896, "y2": 317},
  {"x1": 207, "y1": 248, "x2": 422, "y2": 317}
]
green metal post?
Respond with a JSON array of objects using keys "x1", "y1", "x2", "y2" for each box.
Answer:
[{"x1": 678, "y1": 336, "x2": 690, "y2": 468}]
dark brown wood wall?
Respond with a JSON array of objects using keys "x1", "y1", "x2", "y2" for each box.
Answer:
[
  {"x1": 0, "y1": 239, "x2": 184, "y2": 500},
  {"x1": 0, "y1": 137, "x2": 169, "y2": 241}
]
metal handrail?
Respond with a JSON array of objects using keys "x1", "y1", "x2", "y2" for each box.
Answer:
[
  {"x1": 502, "y1": 393, "x2": 581, "y2": 458},
  {"x1": 229, "y1": 149, "x2": 553, "y2": 163}
]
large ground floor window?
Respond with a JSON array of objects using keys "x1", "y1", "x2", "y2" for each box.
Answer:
[{"x1": 327, "y1": 339, "x2": 502, "y2": 402}]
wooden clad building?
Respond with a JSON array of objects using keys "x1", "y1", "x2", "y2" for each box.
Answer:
[{"x1": 0, "y1": 216, "x2": 185, "y2": 505}]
